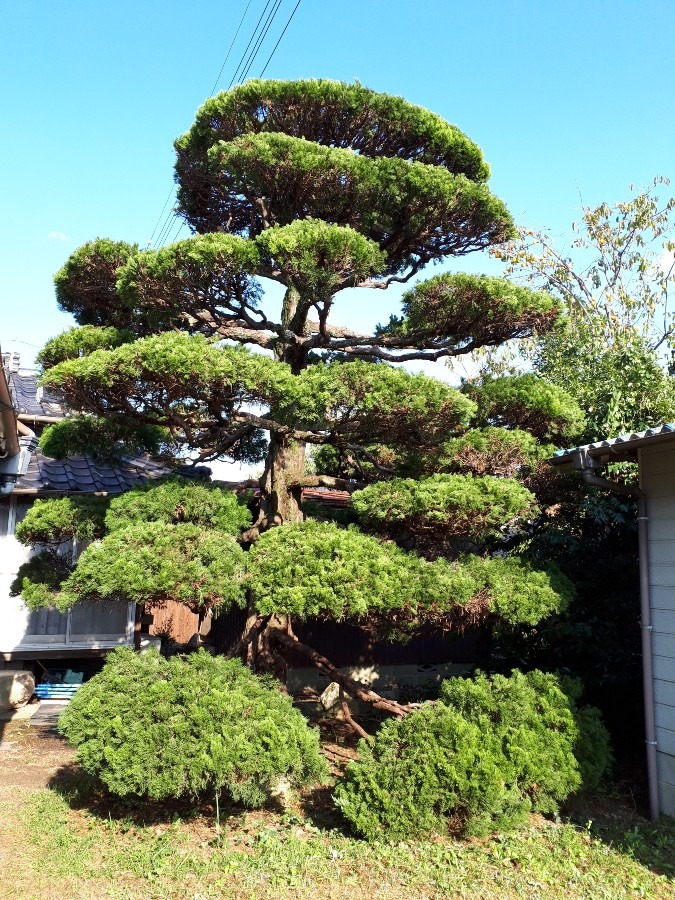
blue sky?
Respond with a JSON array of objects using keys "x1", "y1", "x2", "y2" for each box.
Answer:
[{"x1": 2, "y1": 0, "x2": 675, "y2": 368}]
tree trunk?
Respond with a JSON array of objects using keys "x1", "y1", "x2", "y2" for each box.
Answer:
[
  {"x1": 240, "y1": 285, "x2": 308, "y2": 676},
  {"x1": 258, "y1": 433, "x2": 305, "y2": 527}
]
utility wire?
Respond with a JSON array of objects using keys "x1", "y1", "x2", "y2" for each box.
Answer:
[
  {"x1": 147, "y1": 186, "x2": 175, "y2": 247},
  {"x1": 228, "y1": 0, "x2": 275, "y2": 88},
  {"x1": 148, "y1": 0, "x2": 301, "y2": 247},
  {"x1": 210, "y1": 0, "x2": 255, "y2": 96},
  {"x1": 237, "y1": 0, "x2": 284, "y2": 85},
  {"x1": 259, "y1": 0, "x2": 303, "y2": 77}
]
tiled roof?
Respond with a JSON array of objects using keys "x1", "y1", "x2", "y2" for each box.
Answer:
[
  {"x1": 302, "y1": 488, "x2": 352, "y2": 508},
  {"x1": 0, "y1": 358, "x2": 170, "y2": 494},
  {"x1": 551, "y1": 423, "x2": 675, "y2": 465},
  {"x1": 7, "y1": 371, "x2": 64, "y2": 419},
  {"x1": 16, "y1": 448, "x2": 169, "y2": 493}
]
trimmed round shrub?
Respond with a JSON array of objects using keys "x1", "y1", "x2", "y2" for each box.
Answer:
[
  {"x1": 335, "y1": 669, "x2": 611, "y2": 840},
  {"x1": 441, "y1": 670, "x2": 611, "y2": 810},
  {"x1": 59, "y1": 648, "x2": 328, "y2": 805},
  {"x1": 334, "y1": 703, "x2": 529, "y2": 841}
]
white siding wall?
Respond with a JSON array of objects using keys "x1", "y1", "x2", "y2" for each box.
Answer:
[
  {"x1": 0, "y1": 496, "x2": 134, "y2": 656},
  {"x1": 639, "y1": 445, "x2": 675, "y2": 817}
]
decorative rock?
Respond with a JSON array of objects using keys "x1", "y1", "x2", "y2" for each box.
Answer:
[
  {"x1": 0, "y1": 670, "x2": 36, "y2": 710},
  {"x1": 320, "y1": 681, "x2": 341, "y2": 710}
]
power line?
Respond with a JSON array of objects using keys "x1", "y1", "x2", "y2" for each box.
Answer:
[
  {"x1": 228, "y1": 0, "x2": 275, "y2": 89},
  {"x1": 210, "y1": 0, "x2": 255, "y2": 96},
  {"x1": 259, "y1": 0, "x2": 303, "y2": 77},
  {"x1": 237, "y1": 0, "x2": 285, "y2": 85},
  {"x1": 147, "y1": 186, "x2": 175, "y2": 247},
  {"x1": 148, "y1": 0, "x2": 302, "y2": 248}
]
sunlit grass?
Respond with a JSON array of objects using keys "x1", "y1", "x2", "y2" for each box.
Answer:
[{"x1": 3, "y1": 786, "x2": 671, "y2": 900}]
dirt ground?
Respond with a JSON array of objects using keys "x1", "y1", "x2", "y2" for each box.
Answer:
[{"x1": 0, "y1": 718, "x2": 76, "y2": 790}]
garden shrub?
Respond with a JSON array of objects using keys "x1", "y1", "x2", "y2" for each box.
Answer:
[
  {"x1": 335, "y1": 669, "x2": 611, "y2": 840},
  {"x1": 334, "y1": 703, "x2": 529, "y2": 841},
  {"x1": 59, "y1": 648, "x2": 327, "y2": 805}
]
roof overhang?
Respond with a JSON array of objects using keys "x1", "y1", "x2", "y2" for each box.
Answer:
[{"x1": 549, "y1": 424, "x2": 675, "y2": 469}]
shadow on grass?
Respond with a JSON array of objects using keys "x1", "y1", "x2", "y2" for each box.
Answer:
[
  {"x1": 562, "y1": 779, "x2": 675, "y2": 881},
  {"x1": 48, "y1": 762, "x2": 257, "y2": 829},
  {"x1": 47, "y1": 760, "x2": 350, "y2": 838}
]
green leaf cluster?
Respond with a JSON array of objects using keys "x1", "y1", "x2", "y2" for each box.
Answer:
[
  {"x1": 175, "y1": 79, "x2": 492, "y2": 236},
  {"x1": 38, "y1": 326, "x2": 135, "y2": 370},
  {"x1": 10, "y1": 550, "x2": 74, "y2": 609},
  {"x1": 352, "y1": 473, "x2": 537, "y2": 539},
  {"x1": 335, "y1": 669, "x2": 611, "y2": 840},
  {"x1": 465, "y1": 374, "x2": 585, "y2": 441},
  {"x1": 207, "y1": 132, "x2": 512, "y2": 272},
  {"x1": 177, "y1": 78, "x2": 490, "y2": 179},
  {"x1": 105, "y1": 477, "x2": 251, "y2": 535},
  {"x1": 280, "y1": 359, "x2": 475, "y2": 443},
  {"x1": 54, "y1": 239, "x2": 139, "y2": 327},
  {"x1": 40, "y1": 416, "x2": 168, "y2": 462},
  {"x1": 248, "y1": 519, "x2": 439, "y2": 620},
  {"x1": 383, "y1": 274, "x2": 559, "y2": 347},
  {"x1": 59, "y1": 648, "x2": 328, "y2": 803},
  {"x1": 536, "y1": 321, "x2": 675, "y2": 442},
  {"x1": 15, "y1": 496, "x2": 109, "y2": 545},
  {"x1": 438, "y1": 426, "x2": 549, "y2": 476},
  {"x1": 116, "y1": 232, "x2": 262, "y2": 327},
  {"x1": 247, "y1": 520, "x2": 571, "y2": 627},
  {"x1": 256, "y1": 220, "x2": 386, "y2": 297},
  {"x1": 57, "y1": 522, "x2": 247, "y2": 613},
  {"x1": 440, "y1": 670, "x2": 611, "y2": 801}
]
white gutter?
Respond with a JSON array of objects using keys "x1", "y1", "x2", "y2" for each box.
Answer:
[{"x1": 572, "y1": 449, "x2": 660, "y2": 821}]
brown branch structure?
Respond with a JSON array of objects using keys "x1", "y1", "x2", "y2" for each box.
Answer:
[{"x1": 269, "y1": 627, "x2": 409, "y2": 719}]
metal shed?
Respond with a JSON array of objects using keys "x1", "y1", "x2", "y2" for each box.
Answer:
[{"x1": 551, "y1": 424, "x2": 675, "y2": 820}]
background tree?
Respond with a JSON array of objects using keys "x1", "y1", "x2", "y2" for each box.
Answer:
[
  {"x1": 24, "y1": 80, "x2": 581, "y2": 724},
  {"x1": 488, "y1": 177, "x2": 675, "y2": 440},
  {"x1": 479, "y1": 181, "x2": 675, "y2": 761}
]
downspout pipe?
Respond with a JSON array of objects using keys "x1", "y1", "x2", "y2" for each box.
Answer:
[{"x1": 572, "y1": 449, "x2": 660, "y2": 822}]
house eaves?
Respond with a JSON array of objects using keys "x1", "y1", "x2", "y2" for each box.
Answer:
[{"x1": 550, "y1": 423, "x2": 675, "y2": 468}]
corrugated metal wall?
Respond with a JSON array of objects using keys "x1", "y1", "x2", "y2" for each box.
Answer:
[{"x1": 640, "y1": 444, "x2": 675, "y2": 817}]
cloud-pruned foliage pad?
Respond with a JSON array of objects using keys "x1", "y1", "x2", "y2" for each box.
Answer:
[
  {"x1": 352, "y1": 474, "x2": 537, "y2": 539},
  {"x1": 105, "y1": 478, "x2": 252, "y2": 535},
  {"x1": 465, "y1": 374, "x2": 586, "y2": 441},
  {"x1": 57, "y1": 522, "x2": 247, "y2": 613}
]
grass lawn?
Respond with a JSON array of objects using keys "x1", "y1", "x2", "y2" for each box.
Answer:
[{"x1": 0, "y1": 720, "x2": 673, "y2": 899}]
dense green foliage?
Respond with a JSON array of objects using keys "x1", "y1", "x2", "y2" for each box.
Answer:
[
  {"x1": 40, "y1": 416, "x2": 168, "y2": 462},
  {"x1": 335, "y1": 670, "x2": 610, "y2": 840},
  {"x1": 10, "y1": 550, "x2": 73, "y2": 610},
  {"x1": 352, "y1": 473, "x2": 537, "y2": 539},
  {"x1": 28, "y1": 80, "x2": 611, "y2": 805},
  {"x1": 536, "y1": 321, "x2": 675, "y2": 442},
  {"x1": 16, "y1": 496, "x2": 109, "y2": 544},
  {"x1": 54, "y1": 239, "x2": 139, "y2": 328},
  {"x1": 465, "y1": 374, "x2": 586, "y2": 441},
  {"x1": 38, "y1": 325, "x2": 135, "y2": 370},
  {"x1": 57, "y1": 523, "x2": 247, "y2": 613},
  {"x1": 438, "y1": 426, "x2": 548, "y2": 476},
  {"x1": 247, "y1": 520, "x2": 572, "y2": 627},
  {"x1": 105, "y1": 478, "x2": 252, "y2": 534},
  {"x1": 59, "y1": 649, "x2": 327, "y2": 803},
  {"x1": 383, "y1": 273, "x2": 560, "y2": 348},
  {"x1": 14, "y1": 478, "x2": 250, "y2": 613}
]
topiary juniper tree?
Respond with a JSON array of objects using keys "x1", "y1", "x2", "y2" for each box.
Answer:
[{"x1": 24, "y1": 80, "x2": 581, "y2": 721}]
